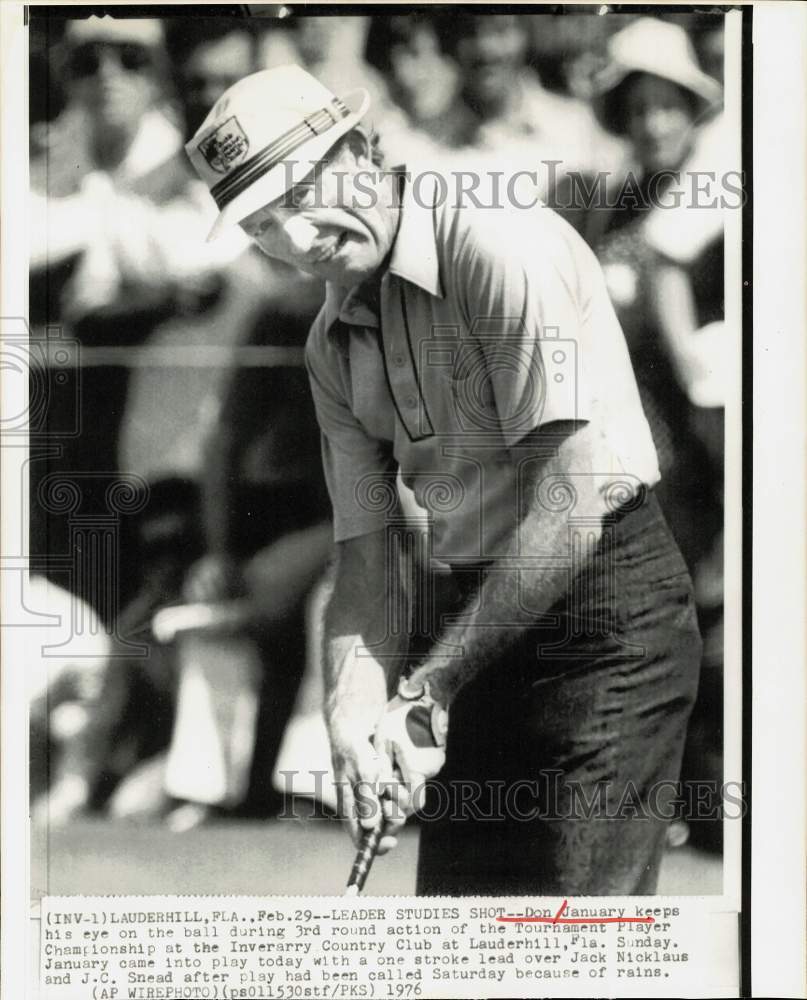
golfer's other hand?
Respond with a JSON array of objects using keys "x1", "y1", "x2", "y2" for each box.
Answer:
[{"x1": 373, "y1": 678, "x2": 448, "y2": 817}]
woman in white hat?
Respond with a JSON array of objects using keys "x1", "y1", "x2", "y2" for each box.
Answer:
[
  {"x1": 592, "y1": 17, "x2": 727, "y2": 855},
  {"x1": 593, "y1": 16, "x2": 722, "y2": 220},
  {"x1": 589, "y1": 16, "x2": 724, "y2": 481}
]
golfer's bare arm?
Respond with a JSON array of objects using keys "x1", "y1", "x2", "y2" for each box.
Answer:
[
  {"x1": 409, "y1": 419, "x2": 637, "y2": 705},
  {"x1": 323, "y1": 524, "x2": 408, "y2": 736},
  {"x1": 322, "y1": 524, "x2": 413, "y2": 847}
]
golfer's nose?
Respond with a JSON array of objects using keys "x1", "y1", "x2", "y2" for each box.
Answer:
[{"x1": 282, "y1": 215, "x2": 318, "y2": 254}]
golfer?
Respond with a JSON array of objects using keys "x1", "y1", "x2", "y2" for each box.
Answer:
[{"x1": 187, "y1": 65, "x2": 702, "y2": 895}]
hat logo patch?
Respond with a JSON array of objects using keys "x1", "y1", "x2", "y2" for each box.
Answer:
[{"x1": 199, "y1": 116, "x2": 250, "y2": 174}]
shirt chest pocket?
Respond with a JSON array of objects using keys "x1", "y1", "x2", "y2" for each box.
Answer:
[{"x1": 347, "y1": 335, "x2": 398, "y2": 443}]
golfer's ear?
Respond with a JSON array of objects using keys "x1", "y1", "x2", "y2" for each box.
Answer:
[{"x1": 344, "y1": 126, "x2": 372, "y2": 169}]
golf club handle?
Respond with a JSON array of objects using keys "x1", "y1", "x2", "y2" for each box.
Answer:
[{"x1": 346, "y1": 824, "x2": 384, "y2": 894}]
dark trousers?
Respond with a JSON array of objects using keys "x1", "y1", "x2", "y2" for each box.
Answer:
[{"x1": 416, "y1": 491, "x2": 702, "y2": 896}]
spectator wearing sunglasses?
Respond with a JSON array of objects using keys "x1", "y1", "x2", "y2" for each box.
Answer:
[
  {"x1": 63, "y1": 23, "x2": 168, "y2": 149},
  {"x1": 28, "y1": 16, "x2": 260, "y2": 711},
  {"x1": 30, "y1": 17, "x2": 186, "y2": 322},
  {"x1": 30, "y1": 16, "x2": 267, "y2": 327}
]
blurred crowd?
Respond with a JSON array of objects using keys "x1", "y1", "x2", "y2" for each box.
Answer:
[{"x1": 29, "y1": 12, "x2": 728, "y2": 849}]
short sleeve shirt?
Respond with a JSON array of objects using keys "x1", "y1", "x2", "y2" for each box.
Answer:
[{"x1": 305, "y1": 170, "x2": 659, "y2": 565}]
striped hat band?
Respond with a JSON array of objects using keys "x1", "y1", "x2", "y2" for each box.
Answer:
[{"x1": 210, "y1": 97, "x2": 351, "y2": 210}]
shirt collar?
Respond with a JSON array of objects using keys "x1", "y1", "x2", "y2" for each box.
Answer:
[
  {"x1": 323, "y1": 166, "x2": 444, "y2": 334},
  {"x1": 387, "y1": 167, "x2": 444, "y2": 299}
]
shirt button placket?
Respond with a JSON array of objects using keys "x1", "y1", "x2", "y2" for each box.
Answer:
[
  {"x1": 391, "y1": 347, "x2": 420, "y2": 429},
  {"x1": 383, "y1": 277, "x2": 432, "y2": 439}
]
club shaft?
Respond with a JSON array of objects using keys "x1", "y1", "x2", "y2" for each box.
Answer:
[{"x1": 345, "y1": 825, "x2": 383, "y2": 895}]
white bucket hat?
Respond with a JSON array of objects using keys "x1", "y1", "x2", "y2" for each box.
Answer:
[
  {"x1": 593, "y1": 17, "x2": 722, "y2": 134},
  {"x1": 186, "y1": 64, "x2": 370, "y2": 241}
]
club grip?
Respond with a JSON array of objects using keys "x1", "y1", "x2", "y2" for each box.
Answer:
[{"x1": 346, "y1": 824, "x2": 383, "y2": 894}]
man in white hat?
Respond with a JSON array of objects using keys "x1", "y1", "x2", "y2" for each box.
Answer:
[{"x1": 188, "y1": 63, "x2": 702, "y2": 895}]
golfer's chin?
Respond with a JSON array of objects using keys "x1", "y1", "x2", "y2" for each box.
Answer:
[{"x1": 310, "y1": 242, "x2": 383, "y2": 286}]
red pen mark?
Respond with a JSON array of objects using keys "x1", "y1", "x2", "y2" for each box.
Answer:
[{"x1": 497, "y1": 899, "x2": 655, "y2": 925}]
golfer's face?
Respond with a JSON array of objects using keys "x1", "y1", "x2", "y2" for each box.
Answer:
[{"x1": 239, "y1": 139, "x2": 396, "y2": 286}]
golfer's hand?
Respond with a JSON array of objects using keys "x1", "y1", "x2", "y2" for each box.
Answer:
[
  {"x1": 373, "y1": 678, "x2": 449, "y2": 818},
  {"x1": 328, "y1": 714, "x2": 407, "y2": 856}
]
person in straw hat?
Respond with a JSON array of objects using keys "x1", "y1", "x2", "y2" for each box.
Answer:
[
  {"x1": 593, "y1": 16, "x2": 721, "y2": 176},
  {"x1": 589, "y1": 15, "x2": 726, "y2": 533},
  {"x1": 187, "y1": 62, "x2": 702, "y2": 894},
  {"x1": 588, "y1": 17, "x2": 726, "y2": 546},
  {"x1": 591, "y1": 17, "x2": 728, "y2": 854}
]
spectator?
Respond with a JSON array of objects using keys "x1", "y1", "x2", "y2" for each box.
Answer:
[
  {"x1": 522, "y1": 13, "x2": 620, "y2": 99},
  {"x1": 431, "y1": 12, "x2": 627, "y2": 199},
  {"x1": 30, "y1": 15, "x2": 332, "y2": 827},
  {"x1": 164, "y1": 16, "x2": 259, "y2": 135},
  {"x1": 28, "y1": 15, "x2": 188, "y2": 617},
  {"x1": 695, "y1": 21, "x2": 725, "y2": 84},
  {"x1": 30, "y1": 16, "x2": 264, "y2": 331},
  {"x1": 117, "y1": 16, "x2": 267, "y2": 487},
  {"x1": 591, "y1": 16, "x2": 726, "y2": 850},
  {"x1": 289, "y1": 15, "x2": 392, "y2": 117},
  {"x1": 30, "y1": 16, "x2": 183, "y2": 322},
  {"x1": 363, "y1": 14, "x2": 459, "y2": 162},
  {"x1": 28, "y1": 14, "x2": 256, "y2": 602},
  {"x1": 589, "y1": 16, "x2": 724, "y2": 536},
  {"x1": 111, "y1": 19, "x2": 333, "y2": 824}
]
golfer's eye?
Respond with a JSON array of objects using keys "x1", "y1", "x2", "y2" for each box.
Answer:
[{"x1": 247, "y1": 217, "x2": 274, "y2": 238}]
